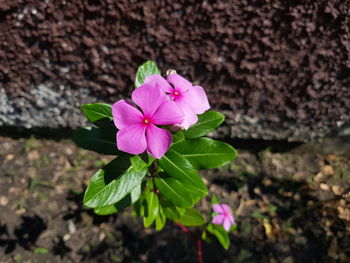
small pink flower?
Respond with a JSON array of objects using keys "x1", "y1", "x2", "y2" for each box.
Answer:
[
  {"x1": 145, "y1": 74, "x2": 210, "y2": 129},
  {"x1": 212, "y1": 204, "x2": 235, "y2": 232},
  {"x1": 112, "y1": 83, "x2": 184, "y2": 159}
]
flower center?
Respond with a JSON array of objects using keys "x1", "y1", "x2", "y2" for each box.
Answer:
[
  {"x1": 144, "y1": 118, "x2": 150, "y2": 124},
  {"x1": 174, "y1": 91, "x2": 179, "y2": 96}
]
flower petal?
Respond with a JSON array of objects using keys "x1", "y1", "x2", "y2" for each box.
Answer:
[
  {"x1": 145, "y1": 124, "x2": 172, "y2": 159},
  {"x1": 228, "y1": 214, "x2": 235, "y2": 225},
  {"x1": 112, "y1": 100, "x2": 143, "y2": 129},
  {"x1": 213, "y1": 204, "x2": 224, "y2": 214},
  {"x1": 116, "y1": 124, "x2": 147, "y2": 155},
  {"x1": 221, "y1": 204, "x2": 231, "y2": 214},
  {"x1": 223, "y1": 218, "x2": 232, "y2": 232},
  {"x1": 183, "y1": 85, "x2": 210, "y2": 114},
  {"x1": 176, "y1": 100, "x2": 198, "y2": 129},
  {"x1": 144, "y1": 74, "x2": 173, "y2": 93},
  {"x1": 212, "y1": 214, "x2": 224, "y2": 225},
  {"x1": 152, "y1": 100, "x2": 184, "y2": 125},
  {"x1": 132, "y1": 83, "x2": 168, "y2": 117},
  {"x1": 167, "y1": 74, "x2": 192, "y2": 93}
]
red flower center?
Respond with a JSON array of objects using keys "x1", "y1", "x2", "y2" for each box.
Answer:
[{"x1": 143, "y1": 118, "x2": 151, "y2": 125}]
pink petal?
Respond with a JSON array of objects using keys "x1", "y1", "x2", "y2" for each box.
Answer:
[
  {"x1": 167, "y1": 74, "x2": 192, "y2": 93},
  {"x1": 144, "y1": 74, "x2": 173, "y2": 93},
  {"x1": 228, "y1": 214, "x2": 235, "y2": 225},
  {"x1": 112, "y1": 100, "x2": 143, "y2": 129},
  {"x1": 176, "y1": 100, "x2": 198, "y2": 129},
  {"x1": 132, "y1": 83, "x2": 168, "y2": 117},
  {"x1": 183, "y1": 85, "x2": 210, "y2": 114},
  {"x1": 223, "y1": 218, "x2": 232, "y2": 232},
  {"x1": 213, "y1": 204, "x2": 224, "y2": 214},
  {"x1": 221, "y1": 204, "x2": 231, "y2": 214},
  {"x1": 152, "y1": 100, "x2": 184, "y2": 125},
  {"x1": 212, "y1": 214, "x2": 224, "y2": 225},
  {"x1": 116, "y1": 124, "x2": 147, "y2": 155},
  {"x1": 145, "y1": 124, "x2": 172, "y2": 159}
]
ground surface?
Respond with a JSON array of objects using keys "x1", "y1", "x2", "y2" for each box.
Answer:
[{"x1": 0, "y1": 135, "x2": 349, "y2": 263}]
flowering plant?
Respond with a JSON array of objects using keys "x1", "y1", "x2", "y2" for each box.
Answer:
[{"x1": 72, "y1": 61, "x2": 237, "y2": 259}]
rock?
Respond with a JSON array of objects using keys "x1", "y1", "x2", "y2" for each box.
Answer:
[
  {"x1": 282, "y1": 256, "x2": 294, "y2": 263},
  {"x1": 0, "y1": 196, "x2": 9, "y2": 206},
  {"x1": 331, "y1": 185, "x2": 345, "y2": 196}
]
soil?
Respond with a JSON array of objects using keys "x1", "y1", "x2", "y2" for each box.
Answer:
[{"x1": 0, "y1": 135, "x2": 350, "y2": 263}]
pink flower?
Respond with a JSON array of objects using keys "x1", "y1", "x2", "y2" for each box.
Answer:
[
  {"x1": 145, "y1": 74, "x2": 210, "y2": 129},
  {"x1": 112, "y1": 83, "x2": 184, "y2": 159},
  {"x1": 212, "y1": 204, "x2": 235, "y2": 232}
]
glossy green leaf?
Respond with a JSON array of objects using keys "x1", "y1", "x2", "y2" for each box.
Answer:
[
  {"x1": 83, "y1": 155, "x2": 147, "y2": 208},
  {"x1": 135, "y1": 61, "x2": 161, "y2": 88},
  {"x1": 176, "y1": 208, "x2": 206, "y2": 226},
  {"x1": 94, "y1": 184, "x2": 143, "y2": 215},
  {"x1": 144, "y1": 191, "x2": 159, "y2": 227},
  {"x1": 207, "y1": 223, "x2": 230, "y2": 250},
  {"x1": 161, "y1": 200, "x2": 185, "y2": 221},
  {"x1": 133, "y1": 197, "x2": 145, "y2": 217},
  {"x1": 158, "y1": 149, "x2": 207, "y2": 198},
  {"x1": 154, "y1": 173, "x2": 193, "y2": 208},
  {"x1": 155, "y1": 205, "x2": 166, "y2": 231},
  {"x1": 81, "y1": 103, "x2": 112, "y2": 122},
  {"x1": 182, "y1": 110, "x2": 224, "y2": 139},
  {"x1": 172, "y1": 138, "x2": 237, "y2": 169},
  {"x1": 71, "y1": 127, "x2": 120, "y2": 155},
  {"x1": 172, "y1": 131, "x2": 185, "y2": 145}
]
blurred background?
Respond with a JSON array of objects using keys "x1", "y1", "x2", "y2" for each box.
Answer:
[{"x1": 0, "y1": 1, "x2": 349, "y2": 262}]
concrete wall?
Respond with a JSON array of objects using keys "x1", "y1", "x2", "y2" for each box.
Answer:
[{"x1": 1, "y1": 0, "x2": 349, "y2": 141}]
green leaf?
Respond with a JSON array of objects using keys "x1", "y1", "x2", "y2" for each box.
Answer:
[
  {"x1": 135, "y1": 61, "x2": 161, "y2": 88},
  {"x1": 154, "y1": 173, "x2": 194, "y2": 208},
  {"x1": 33, "y1": 247, "x2": 50, "y2": 254},
  {"x1": 172, "y1": 138, "x2": 237, "y2": 169},
  {"x1": 94, "y1": 183, "x2": 143, "y2": 215},
  {"x1": 207, "y1": 223, "x2": 230, "y2": 250},
  {"x1": 140, "y1": 152, "x2": 155, "y2": 166},
  {"x1": 182, "y1": 110, "x2": 225, "y2": 139},
  {"x1": 211, "y1": 195, "x2": 218, "y2": 205},
  {"x1": 155, "y1": 205, "x2": 166, "y2": 231},
  {"x1": 80, "y1": 103, "x2": 117, "y2": 139},
  {"x1": 172, "y1": 131, "x2": 185, "y2": 145},
  {"x1": 176, "y1": 208, "x2": 206, "y2": 226},
  {"x1": 83, "y1": 155, "x2": 147, "y2": 208},
  {"x1": 71, "y1": 127, "x2": 120, "y2": 155},
  {"x1": 143, "y1": 191, "x2": 159, "y2": 227},
  {"x1": 133, "y1": 198, "x2": 145, "y2": 217},
  {"x1": 158, "y1": 149, "x2": 207, "y2": 198},
  {"x1": 81, "y1": 103, "x2": 112, "y2": 122},
  {"x1": 201, "y1": 230, "x2": 212, "y2": 243},
  {"x1": 161, "y1": 200, "x2": 185, "y2": 221}
]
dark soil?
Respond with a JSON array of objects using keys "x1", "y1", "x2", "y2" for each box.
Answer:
[{"x1": 0, "y1": 136, "x2": 350, "y2": 263}]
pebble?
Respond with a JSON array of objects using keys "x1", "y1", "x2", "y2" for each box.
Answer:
[
  {"x1": 331, "y1": 185, "x2": 344, "y2": 196},
  {"x1": 282, "y1": 256, "x2": 294, "y2": 263},
  {"x1": 320, "y1": 183, "x2": 330, "y2": 191},
  {"x1": 27, "y1": 150, "x2": 40, "y2": 161},
  {"x1": 4, "y1": 154, "x2": 14, "y2": 163},
  {"x1": 0, "y1": 196, "x2": 9, "y2": 206},
  {"x1": 68, "y1": 219, "x2": 76, "y2": 234}
]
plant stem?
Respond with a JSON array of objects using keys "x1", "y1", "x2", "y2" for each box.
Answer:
[
  {"x1": 149, "y1": 161, "x2": 159, "y2": 194},
  {"x1": 175, "y1": 222, "x2": 204, "y2": 263}
]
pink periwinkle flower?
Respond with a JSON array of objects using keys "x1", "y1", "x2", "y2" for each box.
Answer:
[
  {"x1": 212, "y1": 204, "x2": 235, "y2": 232},
  {"x1": 112, "y1": 83, "x2": 184, "y2": 159},
  {"x1": 144, "y1": 74, "x2": 210, "y2": 129}
]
